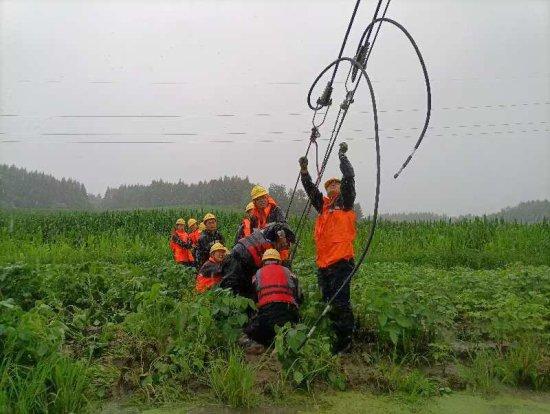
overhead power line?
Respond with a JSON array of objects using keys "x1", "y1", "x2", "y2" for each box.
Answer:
[
  {"x1": 1, "y1": 127, "x2": 548, "y2": 145},
  {"x1": 0, "y1": 101, "x2": 548, "y2": 119}
]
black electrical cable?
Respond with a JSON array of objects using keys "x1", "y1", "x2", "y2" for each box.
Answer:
[
  {"x1": 353, "y1": 17, "x2": 431, "y2": 179},
  {"x1": 297, "y1": 56, "x2": 381, "y2": 350},
  {"x1": 307, "y1": 0, "x2": 363, "y2": 111},
  {"x1": 296, "y1": 17, "x2": 432, "y2": 350},
  {"x1": 288, "y1": 106, "x2": 345, "y2": 266},
  {"x1": 294, "y1": 0, "x2": 381, "y2": 218},
  {"x1": 329, "y1": 0, "x2": 364, "y2": 87},
  {"x1": 364, "y1": 0, "x2": 392, "y2": 63},
  {"x1": 289, "y1": 8, "x2": 431, "y2": 279},
  {"x1": 355, "y1": 0, "x2": 385, "y2": 57}
]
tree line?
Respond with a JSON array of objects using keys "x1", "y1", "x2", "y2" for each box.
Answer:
[
  {"x1": 0, "y1": 164, "x2": 362, "y2": 218},
  {"x1": 2, "y1": 163, "x2": 547, "y2": 223},
  {"x1": 0, "y1": 164, "x2": 89, "y2": 210}
]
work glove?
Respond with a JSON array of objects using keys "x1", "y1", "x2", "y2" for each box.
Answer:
[
  {"x1": 299, "y1": 156, "x2": 308, "y2": 172},
  {"x1": 339, "y1": 142, "x2": 348, "y2": 156}
]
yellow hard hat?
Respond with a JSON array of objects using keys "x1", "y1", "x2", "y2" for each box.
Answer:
[
  {"x1": 199, "y1": 222, "x2": 206, "y2": 231},
  {"x1": 324, "y1": 177, "x2": 341, "y2": 190},
  {"x1": 203, "y1": 213, "x2": 216, "y2": 222},
  {"x1": 251, "y1": 185, "x2": 268, "y2": 200},
  {"x1": 262, "y1": 248, "x2": 281, "y2": 262},
  {"x1": 175, "y1": 218, "x2": 185, "y2": 225},
  {"x1": 245, "y1": 202, "x2": 254, "y2": 212},
  {"x1": 210, "y1": 242, "x2": 227, "y2": 255},
  {"x1": 188, "y1": 218, "x2": 197, "y2": 227}
]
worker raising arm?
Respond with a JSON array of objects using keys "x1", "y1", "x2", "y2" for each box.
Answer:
[{"x1": 299, "y1": 142, "x2": 357, "y2": 354}]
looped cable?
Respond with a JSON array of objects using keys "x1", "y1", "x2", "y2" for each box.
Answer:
[
  {"x1": 312, "y1": 107, "x2": 330, "y2": 129},
  {"x1": 297, "y1": 56, "x2": 382, "y2": 351},
  {"x1": 352, "y1": 17, "x2": 431, "y2": 179}
]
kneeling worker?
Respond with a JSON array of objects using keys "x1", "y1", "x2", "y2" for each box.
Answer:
[
  {"x1": 220, "y1": 222, "x2": 295, "y2": 300},
  {"x1": 243, "y1": 249, "x2": 301, "y2": 347},
  {"x1": 196, "y1": 242, "x2": 227, "y2": 293}
]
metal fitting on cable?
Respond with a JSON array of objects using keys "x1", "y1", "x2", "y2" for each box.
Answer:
[
  {"x1": 351, "y1": 42, "x2": 369, "y2": 82},
  {"x1": 316, "y1": 82, "x2": 333, "y2": 108},
  {"x1": 310, "y1": 126, "x2": 320, "y2": 142},
  {"x1": 340, "y1": 90, "x2": 355, "y2": 110}
]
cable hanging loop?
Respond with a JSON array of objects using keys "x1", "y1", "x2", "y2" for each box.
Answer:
[
  {"x1": 353, "y1": 16, "x2": 431, "y2": 179},
  {"x1": 311, "y1": 107, "x2": 330, "y2": 129}
]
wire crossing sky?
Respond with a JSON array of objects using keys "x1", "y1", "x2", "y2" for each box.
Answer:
[{"x1": 0, "y1": 0, "x2": 549, "y2": 215}]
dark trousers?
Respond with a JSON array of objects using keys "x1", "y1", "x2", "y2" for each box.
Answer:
[
  {"x1": 244, "y1": 303, "x2": 300, "y2": 347},
  {"x1": 318, "y1": 259, "x2": 355, "y2": 351}
]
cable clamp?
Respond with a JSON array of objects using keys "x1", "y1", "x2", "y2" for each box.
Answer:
[
  {"x1": 340, "y1": 90, "x2": 355, "y2": 110},
  {"x1": 351, "y1": 42, "x2": 369, "y2": 82},
  {"x1": 316, "y1": 82, "x2": 333, "y2": 107}
]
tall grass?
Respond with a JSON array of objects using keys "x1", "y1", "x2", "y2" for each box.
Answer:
[
  {"x1": 0, "y1": 356, "x2": 89, "y2": 413},
  {"x1": 0, "y1": 208, "x2": 548, "y2": 409},
  {"x1": 207, "y1": 349, "x2": 258, "y2": 408},
  {"x1": 1, "y1": 209, "x2": 548, "y2": 268}
]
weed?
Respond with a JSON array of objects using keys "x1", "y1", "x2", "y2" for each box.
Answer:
[{"x1": 208, "y1": 349, "x2": 259, "y2": 408}]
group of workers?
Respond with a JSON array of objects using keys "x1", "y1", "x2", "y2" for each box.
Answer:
[{"x1": 169, "y1": 142, "x2": 356, "y2": 354}]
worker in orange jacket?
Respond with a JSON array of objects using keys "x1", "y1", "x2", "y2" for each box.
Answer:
[
  {"x1": 250, "y1": 185, "x2": 286, "y2": 229},
  {"x1": 234, "y1": 202, "x2": 257, "y2": 244},
  {"x1": 299, "y1": 142, "x2": 357, "y2": 354},
  {"x1": 196, "y1": 242, "x2": 227, "y2": 293},
  {"x1": 250, "y1": 185, "x2": 289, "y2": 262},
  {"x1": 187, "y1": 218, "x2": 201, "y2": 266},
  {"x1": 169, "y1": 218, "x2": 194, "y2": 267}
]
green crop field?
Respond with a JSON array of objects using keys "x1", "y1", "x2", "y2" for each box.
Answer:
[{"x1": 0, "y1": 209, "x2": 549, "y2": 413}]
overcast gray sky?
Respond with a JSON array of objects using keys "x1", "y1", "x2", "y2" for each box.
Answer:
[{"x1": 1, "y1": 0, "x2": 549, "y2": 215}]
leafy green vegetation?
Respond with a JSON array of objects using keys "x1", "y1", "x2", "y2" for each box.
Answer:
[{"x1": 0, "y1": 208, "x2": 548, "y2": 412}]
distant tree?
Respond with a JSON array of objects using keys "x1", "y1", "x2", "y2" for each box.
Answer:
[
  {"x1": 484, "y1": 200, "x2": 550, "y2": 223},
  {"x1": 0, "y1": 164, "x2": 90, "y2": 209}
]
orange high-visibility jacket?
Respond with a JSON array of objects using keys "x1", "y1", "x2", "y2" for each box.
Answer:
[
  {"x1": 169, "y1": 230, "x2": 193, "y2": 263},
  {"x1": 196, "y1": 258, "x2": 223, "y2": 293},
  {"x1": 252, "y1": 196, "x2": 285, "y2": 229},
  {"x1": 188, "y1": 229, "x2": 201, "y2": 246},
  {"x1": 314, "y1": 196, "x2": 356, "y2": 269}
]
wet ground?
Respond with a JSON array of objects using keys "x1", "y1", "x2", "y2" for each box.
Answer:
[{"x1": 101, "y1": 390, "x2": 550, "y2": 414}]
